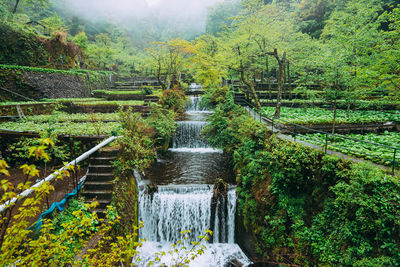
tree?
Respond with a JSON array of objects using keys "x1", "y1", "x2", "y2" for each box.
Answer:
[
  {"x1": 205, "y1": 0, "x2": 242, "y2": 35},
  {"x1": 219, "y1": 1, "x2": 312, "y2": 112},
  {"x1": 146, "y1": 39, "x2": 192, "y2": 89},
  {"x1": 267, "y1": 48, "x2": 287, "y2": 118},
  {"x1": 10, "y1": 0, "x2": 48, "y2": 14},
  {"x1": 189, "y1": 35, "x2": 228, "y2": 88},
  {"x1": 318, "y1": 0, "x2": 384, "y2": 132}
]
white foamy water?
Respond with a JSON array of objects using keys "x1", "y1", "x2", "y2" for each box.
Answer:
[
  {"x1": 168, "y1": 147, "x2": 223, "y2": 153},
  {"x1": 134, "y1": 242, "x2": 252, "y2": 267}
]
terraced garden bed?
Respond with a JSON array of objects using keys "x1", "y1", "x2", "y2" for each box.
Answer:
[
  {"x1": 262, "y1": 107, "x2": 400, "y2": 125},
  {"x1": 21, "y1": 112, "x2": 120, "y2": 123},
  {"x1": 0, "y1": 120, "x2": 121, "y2": 136},
  {"x1": 0, "y1": 103, "x2": 57, "y2": 116},
  {"x1": 0, "y1": 98, "x2": 104, "y2": 116},
  {"x1": 258, "y1": 99, "x2": 400, "y2": 110},
  {"x1": 92, "y1": 90, "x2": 159, "y2": 101},
  {"x1": 296, "y1": 131, "x2": 400, "y2": 167},
  {"x1": 61, "y1": 101, "x2": 148, "y2": 114}
]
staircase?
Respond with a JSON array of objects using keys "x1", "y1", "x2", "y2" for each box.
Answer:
[
  {"x1": 81, "y1": 149, "x2": 118, "y2": 217},
  {"x1": 111, "y1": 77, "x2": 162, "y2": 91}
]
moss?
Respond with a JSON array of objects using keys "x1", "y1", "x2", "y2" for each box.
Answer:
[{"x1": 111, "y1": 170, "x2": 139, "y2": 237}]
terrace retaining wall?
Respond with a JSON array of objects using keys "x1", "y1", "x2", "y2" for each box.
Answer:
[{"x1": 0, "y1": 69, "x2": 111, "y2": 101}]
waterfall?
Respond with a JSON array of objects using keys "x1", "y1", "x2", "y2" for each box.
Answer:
[
  {"x1": 139, "y1": 185, "x2": 213, "y2": 243},
  {"x1": 135, "y1": 93, "x2": 251, "y2": 266},
  {"x1": 186, "y1": 95, "x2": 204, "y2": 112},
  {"x1": 137, "y1": 185, "x2": 251, "y2": 266},
  {"x1": 172, "y1": 121, "x2": 208, "y2": 149},
  {"x1": 139, "y1": 185, "x2": 236, "y2": 244}
]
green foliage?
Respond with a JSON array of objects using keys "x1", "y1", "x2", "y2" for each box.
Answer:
[
  {"x1": 0, "y1": 64, "x2": 112, "y2": 76},
  {"x1": 206, "y1": 0, "x2": 242, "y2": 35},
  {"x1": 145, "y1": 105, "x2": 177, "y2": 151},
  {"x1": 262, "y1": 107, "x2": 400, "y2": 125},
  {"x1": 0, "y1": 120, "x2": 121, "y2": 136},
  {"x1": 204, "y1": 100, "x2": 400, "y2": 265},
  {"x1": 297, "y1": 131, "x2": 400, "y2": 166},
  {"x1": 307, "y1": 164, "x2": 400, "y2": 265},
  {"x1": 159, "y1": 88, "x2": 187, "y2": 114},
  {"x1": 71, "y1": 31, "x2": 88, "y2": 51},
  {"x1": 111, "y1": 167, "x2": 139, "y2": 238},
  {"x1": 141, "y1": 85, "x2": 153, "y2": 95},
  {"x1": 38, "y1": 12, "x2": 66, "y2": 37},
  {"x1": 203, "y1": 96, "x2": 264, "y2": 153},
  {"x1": 0, "y1": 23, "x2": 48, "y2": 66},
  {"x1": 116, "y1": 108, "x2": 156, "y2": 173},
  {"x1": 200, "y1": 86, "x2": 230, "y2": 109}
]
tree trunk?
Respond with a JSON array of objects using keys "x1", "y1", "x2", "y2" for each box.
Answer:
[
  {"x1": 332, "y1": 100, "x2": 337, "y2": 136},
  {"x1": 268, "y1": 49, "x2": 286, "y2": 118},
  {"x1": 266, "y1": 55, "x2": 272, "y2": 102},
  {"x1": 156, "y1": 59, "x2": 166, "y2": 90},
  {"x1": 238, "y1": 46, "x2": 261, "y2": 110},
  {"x1": 13, "y1": 0, "x2": 20, "y2": 13},
  {"x1": 287, "y1": 62, "x2": 292, "y2": 100}
]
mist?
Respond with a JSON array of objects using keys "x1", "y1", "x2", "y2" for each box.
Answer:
[{"x1": 58, "y1": 0, "x2": 222, "y2": 40}]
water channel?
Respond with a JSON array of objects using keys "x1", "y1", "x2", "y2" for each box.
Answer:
[{"x1": 135, "y1": 95, "x2": 252, "y2": 266}]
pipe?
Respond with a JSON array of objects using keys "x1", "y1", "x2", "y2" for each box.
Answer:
[
  {"x1": 0, "y1": 86, "x2": 35, "y2": 101},
  {"x1": 0, "y1": 136, "x2": 120, "y2": 213}
]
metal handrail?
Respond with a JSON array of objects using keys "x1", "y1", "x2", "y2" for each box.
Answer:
[{"x1": 0, "y1": 136, "x2": 120, "y2": 213}]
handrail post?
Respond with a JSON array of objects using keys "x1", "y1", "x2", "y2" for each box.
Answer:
[
  {"x1": 393, "y1": 148, "x2": 397, "y2": 175},
  {"x1": 325, "y1": 133, "x2": 328, "y2": 153}
]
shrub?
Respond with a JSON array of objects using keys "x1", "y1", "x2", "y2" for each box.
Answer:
[
  {"x1": 158, "y1": 88, "x2": 187, "y2": 113},
  {"x1": 141, "y1": 86, "x2": 153, "y2": 95}
]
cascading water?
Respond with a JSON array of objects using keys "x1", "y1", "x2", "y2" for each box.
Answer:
[
  {"x1": 139, "y1": 185, "x2": 236, "y2": 244},
  {"x1": 171, "y1": 121, "x2": 209, "y2": 149},
  {"x1": 136, "y1": 94, "x2": 251, "y2": 266},
  {"x1": 186, "y1": 95, "x2": 205, "y2": 112},
  {"x1": 169, "y1": 97, "x2": 219, "y2": 153},
  {"x1": 139, "y1": 185, "x2": 213, "y2": 243}
]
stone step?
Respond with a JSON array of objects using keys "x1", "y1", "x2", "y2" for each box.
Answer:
[
  {"x1": 93, "y1": 149, "x2": 118, "y2": 158},
  {"x1": 90, "y1": 157, "x2": 114, "y2": 165},
  {"x1": 84, "y1": 181, "x2": 114, "y2": 191},
  {"x1": 93, "y1": 208, "x2": 107, "y2": 218},
  {"x1": 86, "y1": 173, "x2": 114, "y2": 182},
  {"x1": 87, "y1": 199, "x2": 111, "y2": 210},
  {"x1": 89, "y1": 165, "x2": 114, "y2": 173},
  {"x1": 82, "y1": 190, "x2": 113, "y2": 200}
]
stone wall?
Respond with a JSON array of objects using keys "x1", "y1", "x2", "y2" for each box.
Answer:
[{"x1": 0, "y1": 68, "x2": 112, "y2": 101}]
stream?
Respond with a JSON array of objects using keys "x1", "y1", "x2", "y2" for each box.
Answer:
[{"x1": 135, "y1": 95, "x2": 252, "y2": 266}]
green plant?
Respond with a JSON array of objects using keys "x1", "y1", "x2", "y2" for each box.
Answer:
[
  {"x1": 204, "y1": 100, "x2": 400, "y2": 266},
  {"x1": 116, "y1": 108, "x2": 156, "y2": 173},
  {"x1": 145, "y1": 105, "x2": 177, "y2": 151},
  {"x1": 159, "y1": 88, "x2": 187, "y2": 113},
  {"x1": 141, "y1": 85, "x2": 154, "y2": 95},
  {"x1": 262, "y1": 107, "x2": 400, "y2": 125},
  {"x1": 297, "y1": 131, "x2": 400, "y2": 166}
]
